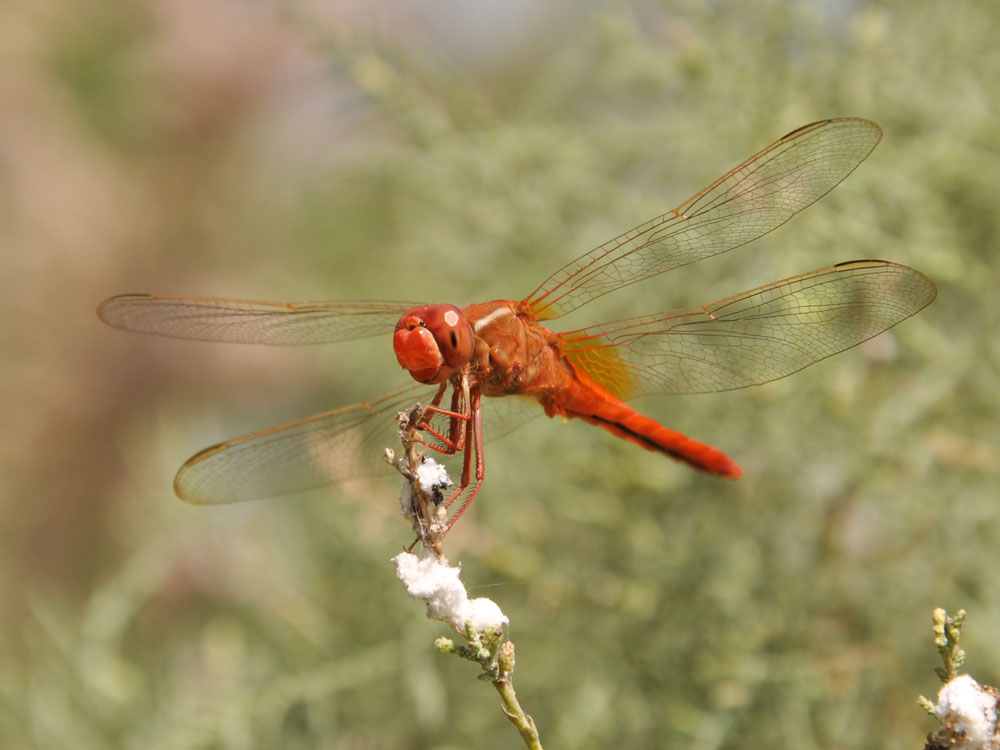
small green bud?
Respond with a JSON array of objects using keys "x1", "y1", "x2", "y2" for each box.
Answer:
[{"x1": 435, "y1": 636, "x2": 455, "y2": 653}]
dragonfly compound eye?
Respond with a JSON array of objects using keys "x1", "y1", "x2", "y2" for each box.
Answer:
[{"x1": 427, "y1": 304, "x2": 474, "y2": 370}]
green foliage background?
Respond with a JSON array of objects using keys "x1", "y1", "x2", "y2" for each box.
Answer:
[{"x1": 1, "y1": 0, "x2": 997, "y2": 747}]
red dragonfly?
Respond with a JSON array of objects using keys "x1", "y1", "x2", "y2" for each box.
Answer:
[{"x1": 98, "y1": 118, "x2": 935, "y2": 529}]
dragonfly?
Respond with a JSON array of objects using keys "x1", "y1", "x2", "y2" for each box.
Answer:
[{"x1": 98, "y1": 117, "x2": 936, "y2": 533}]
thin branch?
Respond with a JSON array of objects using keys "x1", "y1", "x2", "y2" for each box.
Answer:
[
  {"x1": 920, "y1": 608, "x2": 1000, "y2": 750},
  {"x1": 387, "y1": 405, "x2": 544, "y2": 750}
]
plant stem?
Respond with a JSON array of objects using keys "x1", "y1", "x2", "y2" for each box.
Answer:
[{"x1": 389, "y1": 403, "x2": 543, "y2": 749}]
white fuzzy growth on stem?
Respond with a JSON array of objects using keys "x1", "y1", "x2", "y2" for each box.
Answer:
[
  {"x1": 398, "y1": 456, "x2": 452, "y2": 515},
  {"x1": 933, "y1": 674, "x2": 1000, "y2": 749},
  {"x1": 414, "y1": 457, "x2": 452, "y2": 494},
  {"x1": 393, "y1": 551, "x2": 508, "y2": 634}
]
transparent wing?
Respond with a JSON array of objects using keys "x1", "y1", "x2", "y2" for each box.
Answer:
[
  {"x1": 174, "y1": 382, "x2": 436, "y2": 503},
  {"x1": 97, "y1": 294, "x2": 423, "y2": 344},
  {"x1": 524, "y1": 118, "x2": 883, "y2": 320},
  {"x1": 561, "y1": 261, "x2": 936, "y2": 397},
  {"x1": 174, "y1": 382, "x2": 545, "y2": 504}
]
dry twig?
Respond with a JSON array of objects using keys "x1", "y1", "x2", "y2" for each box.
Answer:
[{"x1": 387, "y1": 405, "x2": 543, "y2": 749}]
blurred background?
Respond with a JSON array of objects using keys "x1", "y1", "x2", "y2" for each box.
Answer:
[{"x1": 1, "y1": 0, "x2": 997, "y2": 747}]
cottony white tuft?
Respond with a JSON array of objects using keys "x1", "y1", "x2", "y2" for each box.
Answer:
[
  {"x1": 399, "y1": 456, "x2": 453, "y2": 517},
  {"x1": 414, "y1": 457, "x2": 452, "y2": 494},
  {"x1": 933, "y1": 674, "x2": 1000, "y2": 749},
  {"x1": 393, "y1": 551, "x2": 508, "y2": 634}
]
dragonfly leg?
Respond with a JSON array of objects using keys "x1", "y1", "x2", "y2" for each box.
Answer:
[
  {"x1": 402, "y1": 375, "x2": 484, "y2": 544},
  {"x1": 441, "y1": 389, "x2": 485, "y2": 533},
  {"x1": 416, "y1": 380, "x2": 470, "y2": 453}
]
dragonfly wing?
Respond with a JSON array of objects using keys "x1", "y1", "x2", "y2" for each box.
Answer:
[
  {"x1": 525, "y1": 118, "x2": 883, "y2": 319},
  {"x1": 478, "y1": 394, "x2": 542, "y2": 443},
  {"x1": 97, "y1": 294, "x2": 423, "y2": 344},
  {"x1": 174, "y1": 382, "x2": 436, "y2": 504},
  {"x1": 562, "y1": 261, "x2": 936, "y2": 397}
]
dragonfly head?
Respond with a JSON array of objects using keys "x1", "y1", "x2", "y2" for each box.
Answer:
[{"x1": 393, "y1": 304, "x2": 475, "y2": 384}]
